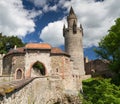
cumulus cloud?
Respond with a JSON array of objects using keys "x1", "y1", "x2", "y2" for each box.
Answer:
[
  {"x1": 28, "y1": 9, "x2": 42, "y2": 19},
  {"x1": 40, "y1": 20, "x2": 66, "y2": 47},
  {"x1": 40, "y1": 0, "x2": 120, "y2": 48},
  {"x1": 28, "y1": 0, "x2": 47, "y2": 7},
  {"x1": 1, "y1": 0, "x2": 120, "y2": 48},
  {"x1": 28, "y1": 0, "x2": 57, "y2": 12},
  {"x1": 0, "y1": 0, "x2": 38, "y2": 37}
]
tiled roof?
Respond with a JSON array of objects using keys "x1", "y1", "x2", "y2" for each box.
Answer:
[
  {"x1": 4, "y1": 43, "x2": 70, "y2": 57},
  {"x1": 25, "y1": 43, "x2": 51, "y2": 49},
  {"x1": 7, "y1": 47, "x2": 25, "y2": 54},
  {"x1": 4, "y1": 47, "x2": 25, "y2": 57},
  {"x1": 51, "y1": 47, "x2": 70, "y2": 56}
]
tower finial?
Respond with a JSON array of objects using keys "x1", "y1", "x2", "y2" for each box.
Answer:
[
  {"x1": 69, "y1": 7, "x2": 75, "y2": 15},
  {"x1": 67, "y1": 7, "x2": 77, "y2": 20}
]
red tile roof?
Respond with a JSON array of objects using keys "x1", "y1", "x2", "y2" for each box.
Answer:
[
  {"x1": 4, "y1": 47, "x2": 25, "y2": 57},
  {"x1": 8, "y1": 47, "x2": 24, "y2": 54},
  {"x1": 4, "y1": 43, "x2": 70, "y2": 57},
  {"x1": 25, "y1": 43, "x2": 51, "y2": 49},
  {"x1": 51, "y1": 47, "x2": 70, "y2": 56}
]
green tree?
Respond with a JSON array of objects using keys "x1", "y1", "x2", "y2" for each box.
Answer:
[
  {"x1": 33, "y1": 62, "x2": 45, "y2": 75},
  {"x1": 82, "y1": 78, "x2": 120, "y2": 104},
  {"x1": 0, "y1": 33, "x2": 25, "y2": 54},
  {"x1": 95, "y1": 18, "x2": 120, "y2": 75}
]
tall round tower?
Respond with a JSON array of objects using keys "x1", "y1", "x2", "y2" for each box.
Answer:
[{"x1": 63, "y1": 7, "x2": 85, "y2": 76}]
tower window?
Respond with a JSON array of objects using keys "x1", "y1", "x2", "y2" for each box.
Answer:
[{"x1": 56, "y1": 68, "x2": 58, "y2": 72}]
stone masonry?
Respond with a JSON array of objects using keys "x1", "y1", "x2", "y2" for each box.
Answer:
[
  {"x1": 0, "y1": 77, "x2": 82, "y2": 104},
  {"x1": 0, "y1": 54, "x2": 4, "y2": 76},
  {"x1": 63, "y1": 7, "x2": 85, "y2": 76}
]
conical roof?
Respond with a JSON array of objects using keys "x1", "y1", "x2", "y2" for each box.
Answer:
[{"x1": 67, "y1": 7, "x2": 77, "y2": 19}]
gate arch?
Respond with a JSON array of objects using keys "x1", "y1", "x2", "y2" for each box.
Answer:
[{"x1": 31, "y1": 61, "x2": 46, "y2": 77}]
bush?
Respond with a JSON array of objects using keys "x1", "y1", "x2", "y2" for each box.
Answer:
[{"x1": 82, "y1": 78, "x2": 120, "y2": 104}]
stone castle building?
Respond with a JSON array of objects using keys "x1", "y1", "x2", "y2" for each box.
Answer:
[
  {"x1": 0, "y1": 7, "x2": 88, "y2": 91},
  {"x1": 85, "y1": 59, "x2": 113, "y2": 78},
  {"x1": 63, "y1": 7, "x2": 85, "y2": 76}
]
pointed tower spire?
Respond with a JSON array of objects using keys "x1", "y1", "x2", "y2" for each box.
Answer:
[
  {"x1": 69, "y1": 7, "x2": 75, "y2": 15},
  {"x1": 67, "y1": 7, "x2": 77, "y2": 28},
  {"x1": 68, "y1": 7, "x2": 77, "y2": 19}
]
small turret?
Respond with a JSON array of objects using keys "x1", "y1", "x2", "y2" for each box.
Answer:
[
  {"x1": 80, "y1": 24, "x2": 83, "y2": 29},
  {"x1": 73, "y1": 20, "x2": 77, "y2": 33},
  {"x1": 63, "y1": 24, "x2": 66, "y2": 36},
  {"x1": 80, "y1": 24, "x2": 83, "y2": 36}
]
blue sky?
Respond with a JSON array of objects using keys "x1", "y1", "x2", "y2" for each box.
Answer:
[{"x1": 0, "y1": 0, "x2": 120, "y2": 60}]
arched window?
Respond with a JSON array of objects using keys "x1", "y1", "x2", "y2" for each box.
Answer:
[
  {"x1": 56, "y1": 68, "x2": 58, "y2": 72},
  {"x1": 16, "y1": 69, "x2": 22, "y2": 79}
]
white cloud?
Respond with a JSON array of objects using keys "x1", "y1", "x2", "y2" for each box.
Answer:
[
  {"x1": 1, "y1": 0, "x2": 120, "y2": 48},
  {"x1": 0, "y1": 0, "x2": 38, "y2": 37},
  {"x1": 28, "y1": 0, "x2": 57, "y2": 12},
  {"x1": 28, "y1": 9, "x2": 42, "y2": 19},
  {"x1": 28, "y1": 0, "x2": 47, "y2": 7},
  {"x1": 43, "y1": 5, "x2": 57, "y2": 12},
  {"x1": 49, "y1": 5, "x2": 57, "y2": 11},
  {"x1": 40, "y1": 0, "x2": 120, "y2": 48},
  {"x1": 40, "y1": 20, "x2": 66, "y2": 47}
]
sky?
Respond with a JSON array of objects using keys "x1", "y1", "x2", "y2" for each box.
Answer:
[{"x1": 0, "y1": 0, "x2": 120, "y2": 60}]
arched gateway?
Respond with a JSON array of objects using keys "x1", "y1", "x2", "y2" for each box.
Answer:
[{"x1": 31, "y1": 61, "x2": 46, "y2": 77}]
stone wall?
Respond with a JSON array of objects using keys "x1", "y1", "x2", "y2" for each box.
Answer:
[
  {"x1": 64, "y1": 28, "x2": 85, "y2": 76},
  {"x1": 3, "y1": 54, "x2": 25, "y2": 79},
  {"x1": 51, "y1": 55, "x2": 71, "y2": 78},
  {"x1": 0, "y1": 54, "x2": 4, "y2": 75},
  {"x1": 25, "y1": 50, "x2": 52, "y2": 78},
  {"x1": 12, "y1": 54, "x2": 25, "y2": 74},
  {"x1": 0, "y1": 76, "x2": 13, "y2": 83},
  {"x1": 51, "y1": 55, "x2": 80, "y2": 91},
  {"x1": 85, "y1": 59, "x2": 112, "y2": 77},
  {"x1": 0, "y1": 77, "x2": 82, "y2": 104},
  {"x1": 3, "y1": 55, "x2": 12, "y2": 75}
]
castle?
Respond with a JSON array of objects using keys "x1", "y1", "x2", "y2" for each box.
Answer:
[{"x1": 0, "y1": 7, "x2": 110, "y2": 94}]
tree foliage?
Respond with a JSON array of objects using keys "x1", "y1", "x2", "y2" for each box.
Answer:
[
  {"x1": 95, "y1": 18, "x2": 120, "y2": 74},
  {"x1": 33, "y1": 62, "x2": 45, "y2": 75},
  {"x1": 0, "y1": 33, "x2": 25, "y2": 54},
  {"x1": 82, "y1": 78, "x2": 120, "y2": 104}
]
